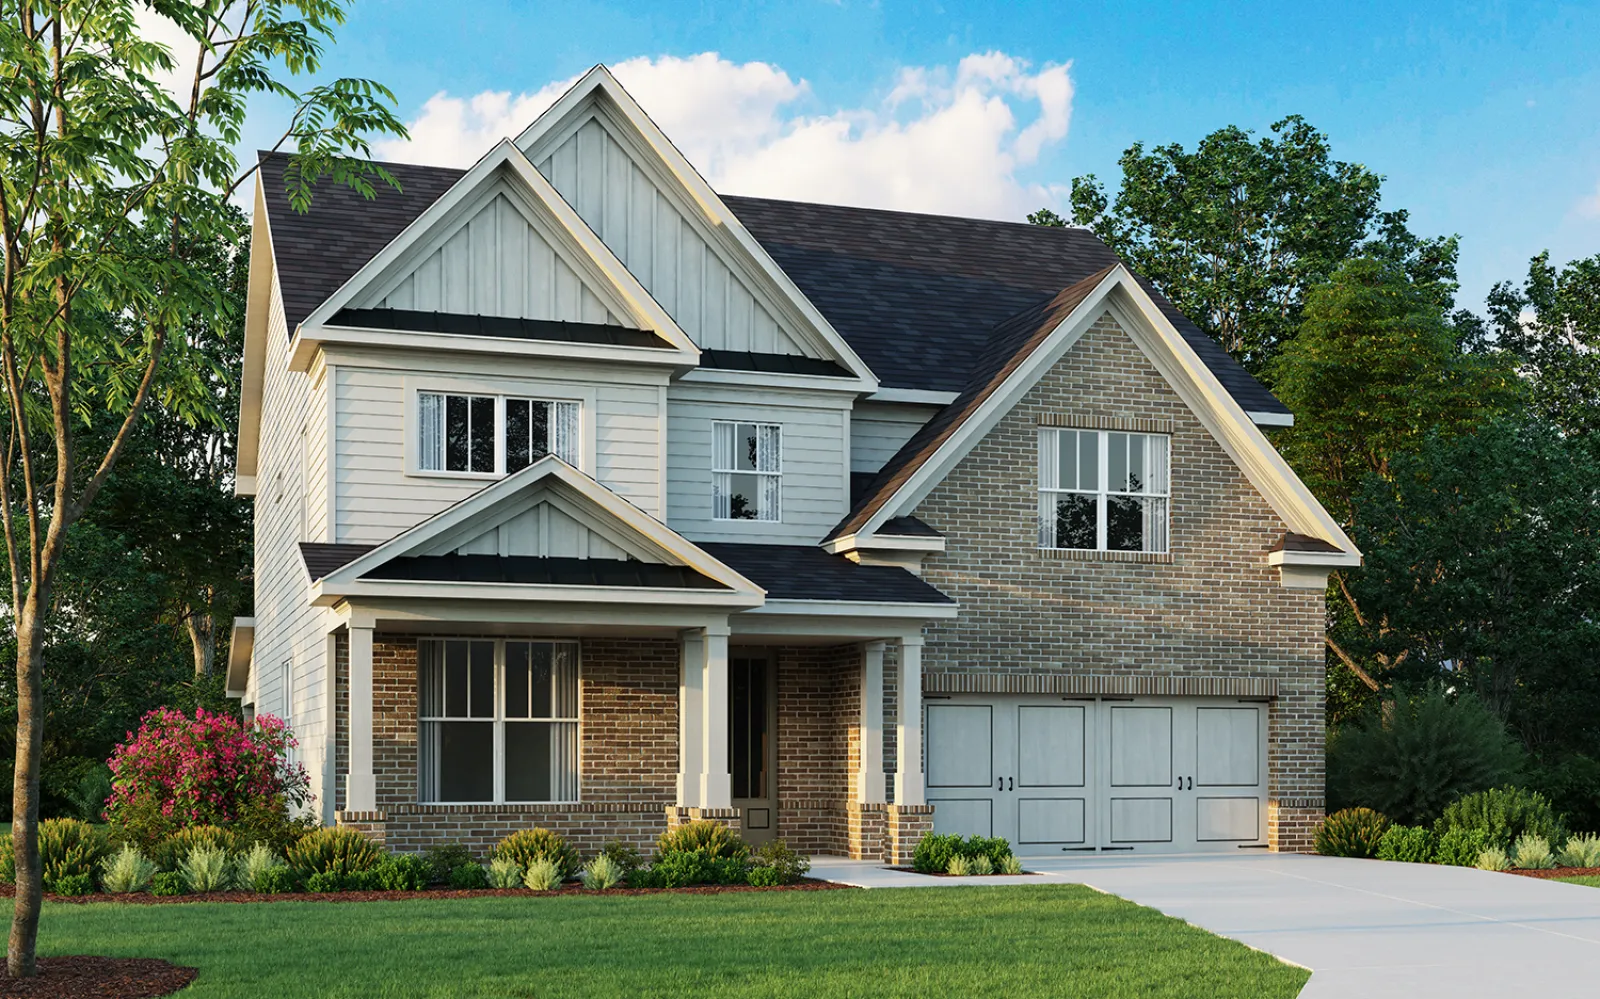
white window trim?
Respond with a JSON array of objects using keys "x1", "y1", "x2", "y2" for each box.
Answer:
[
  {"x1": 405, "y1": 377, "x2": 593, "y2": 480},
  {"x1": 711, "y1": 420, "x2": 783, "y2": 523},
  {"x1": 416, "y1": 637, "x2": 582, "y2": 806},
  {"x1": 1038, "y1": 428, "x2": 1170, "y2": 553}
]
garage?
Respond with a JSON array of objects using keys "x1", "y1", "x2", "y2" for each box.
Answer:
[{"x1": 925, "y1": 694, "x2": 1268, "y2": 855}]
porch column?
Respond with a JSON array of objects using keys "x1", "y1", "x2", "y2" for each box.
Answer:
[
  {"x1": 894, "y1": 632, "x2": 925, "y2": 806},
  {"x1": 676, "y1": 630, "x2": 705, "y2": 808},
  {"x1": 346, "y1": 623, "x2": 377, "y2": 812},
  {"x1": 858, "y1": 641, "x2": 887, "y2": 803},
  {"x1": 699, "y1": 622, "x2": 732, "y2": 809}
]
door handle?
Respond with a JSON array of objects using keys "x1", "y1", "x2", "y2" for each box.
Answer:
[
  {"x1": 1009, "y1": 777, "x2": 1014, "y2": 791},
  {"x1": 997, "y1": 777, "x2": 1003, "y2": 792}
]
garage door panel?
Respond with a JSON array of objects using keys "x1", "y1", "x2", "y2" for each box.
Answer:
[
  {"x1": 1197, "y1": 796, "x2": 1260, "y2": 841},
  {"x1": 926, "y1": 704, "x2": 992, "y2": 788},
  {"x1": 1110, "y1": 797, "x2": 1173, "y2": 843},
  {"x1": 932, "y1": 798, "x2": 993, "y2": 838},
  {"x1": 1018, "y1": 705, "x2": 1085, "y2": 787},
  {"x1": 1196, "y1": 707, "x2": 1260, "y2": 787},
  {"x1": 1110, "y1": 706, "x2": 1172, "y2": 787},
  {"x1": 1018, "y1": 797, "x2": 1086, "y2": 845}
]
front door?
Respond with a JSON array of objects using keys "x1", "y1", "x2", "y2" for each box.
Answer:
[{"x1": 730, "y1": 652, "x2": 776, "y2": 844}]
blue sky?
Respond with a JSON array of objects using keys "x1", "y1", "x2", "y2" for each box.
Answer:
[{"x1": 258, "y1": 0, "x2": 1600, "y2": 313}]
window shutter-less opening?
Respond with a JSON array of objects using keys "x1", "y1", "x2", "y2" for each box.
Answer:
[
  {"x1": 713, "y1": 421, "x2": 782, "y2": 522},
  {"x1": 419, "y1": 392, "x2": 581, "y2": 475},
  {"x1": 1039, "y1": 428, "x2": 1168, "y2": 553}
]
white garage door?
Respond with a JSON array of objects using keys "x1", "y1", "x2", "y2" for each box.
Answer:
[{"x1": 925, "y1": 695, "x2": 1268, "y2": 855}]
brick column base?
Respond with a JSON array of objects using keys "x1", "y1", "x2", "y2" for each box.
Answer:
[
  {"x1": 335, "y1": 810, "x2": 388, "y2": 849},
  {"x1": 846, "y1": 802, "x2": 888, "y2": 861},
  {"x1": 885, "y1": 804, "x2": 934, "y2": 866},
  {"x1": 665, "y1": 806, "x2": 743, "y2": 840},
  {"x1": 1269, "y1": 799, "x2": 1323, "y2": 853}
]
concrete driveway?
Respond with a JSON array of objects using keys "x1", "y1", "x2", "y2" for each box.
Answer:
[{"x1": 810, "y1": 853, "x2": 1600, "y2": 997}]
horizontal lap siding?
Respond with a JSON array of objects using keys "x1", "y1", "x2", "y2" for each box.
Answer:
[{"x1": 849, "y1": 403, "x2": 937, "y2": 474}]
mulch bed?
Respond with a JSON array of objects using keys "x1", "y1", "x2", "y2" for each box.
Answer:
[
  {"x1": 0, "y1": 879, "x2": 848, "y2": 906},
  {"x1": 1506, "y1": 866, "x2": 1600, "y2": 879},
  {"x1": 0, "y1": 957, "x2": 195, "y2": 998}
]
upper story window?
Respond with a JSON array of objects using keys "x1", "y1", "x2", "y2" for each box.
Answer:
[
  {"x1": 713, "y1": 421, "x2": 781, "y2": 522},
  {"x1": 1038, "y1": 428, "x2": 1170, "y2": 553},
  {"x1": 417, "y1": 392, "x2": 579, "y2": 475}
]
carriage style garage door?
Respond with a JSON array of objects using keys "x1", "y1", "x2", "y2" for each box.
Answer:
[{"x1": 925, "y1": 695, "x2": 1268, "y2": 854}]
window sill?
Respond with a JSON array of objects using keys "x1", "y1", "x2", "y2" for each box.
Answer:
[{"x1": 1037, "y1": 548, "x2": 1174, "y2": 564}]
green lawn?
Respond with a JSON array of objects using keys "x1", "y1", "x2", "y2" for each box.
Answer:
[
  {"x1": 36, "y1": 885, "x2": 1308, "y2": 998},
  {"x1": 1556, "y1": 876, "x2": 1600, "y2": 887}
]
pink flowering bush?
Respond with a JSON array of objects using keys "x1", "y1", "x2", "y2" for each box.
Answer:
[{"x1": 105, "y1": 707, "x2": 313, "y2": 848}]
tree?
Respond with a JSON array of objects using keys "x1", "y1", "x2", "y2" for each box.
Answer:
[
  {"x1": 0, "y1": 1, "x2": 403, "y2": 977},
  {"x1": 1485, "y1": 251, "x2": 1600, "y2": 437},
  {"x1": 1055, "y1": 115, "x2": 1459, "y2": 371}
]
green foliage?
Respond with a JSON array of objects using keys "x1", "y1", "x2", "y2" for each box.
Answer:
[
  {"x1": 1064, "y1": 115, "x2": 1457, "y2": 370},
  {"x1": 486, "y1": 857, "x2": 523, "y2": 890},
  {"x1": 285, "y1": 827, "x2": 384, "y2": 879},
  {"x1": 495, "y1": 828, "x2": 581, "y2": 879},
  {"x1": 947, "y1": 854, "x2": 974, "y2": 877},
  {"x1": 253, "y1": 866, "x2": 299, "y2": 894},
  {"x1": 1475, "y1": 847, "x2": 1511, "y2": 872},
  {"x1": 1485, "y1": 251, "x2": 1600, "y2": 436},
  {"x1": 153, "y1": 825, "x2": 239, "y2": 871},
  {"x1": 423, "y1": 843, "x2": 476, "y2": 885},
  {"x1": 150, "y1": 871, "x2": 188, "y2": 897},
  {"x1": 1314, "y1": 808, "x2": 1390, "y2": 858},
  {"x1": 1327, "y1": 687, "x2": 1525, "y2": 824},
  {"x1": 745, "y1": 865, "x2": 783, "y2": 887},
  {"x1": 641, "y1": 849, "x2": 750, "y2": 888},
  {"x1": 238, "y1": 843, "x2": 287, "y2": 893},
  {"x1": 50, "y1": 874, "x2": 95, "y2": 897},
  {"x1": 178, "y1": 845, "x2": 232, "y2": 893},
  {"x1": 962, "y1": 836, "x2": 1014, "y2": 866},
  {"x1": 655, "y1": 821, "x2": 748, "y2": 862},
  {"x1": 999, "y1": 855, "x2": 1026, "y2": 876},
  {"x1": 968, "y1": 854, "x2": 995, "y2": 876},
  {"x1": 1512, "y1": 834, "x2": 1556, "y2": 870},
  {"x1": 99, "y1": 844, "x2": 157, "y2": 894},
  {"x1": 1375, "y1": 825, "x2": 1435, "y2": 864},
  {"x1": 749, "y1": 840, "x2": 810, "y2": 885},
  {"x1": 522, "y1": 858, "x2": 564, "y2": 891},
  {"x1": 449, "y1": 862, "x2": 489, "y2": 890},
  {"x1": 598, "y1": 841, "x2": 645, "y2": 875},
  {"x1": 40, "y1": 818, "x2": 110, "y2": 890},
  {"x1": 1558, "y1": 834, "x2": 1600, "y2": 869},
  {"x1": 305, "y1": 871, "x2": 346, "y2": 893},
  {"x1": 374, "y1": 855, "x2": 431, "y2": 892},
  {"x1": 1435, "y1": 828, "x2": 1489, "y2": 867},
  {"x1": 912, "y1": 832, "x2": 1014, "y2": 874},
  {"x1": 1435, "y1": 787, "x2": 1567, "y2": 852},
  {"x1": 580, "y1": 854, "x2": 625, "y2": 891}
]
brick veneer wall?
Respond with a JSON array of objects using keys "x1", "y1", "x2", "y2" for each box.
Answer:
[
  {"x1": 912, "y1": 312, "x2": 1326, "y2": 850},
  {"x1": 771, "y1": 643, "x2": 866, "y2": 857}
]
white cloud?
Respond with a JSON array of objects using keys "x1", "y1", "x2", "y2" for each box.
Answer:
[{"x1": 374, "y1": 51, "x2": 1074, "y2": 221}]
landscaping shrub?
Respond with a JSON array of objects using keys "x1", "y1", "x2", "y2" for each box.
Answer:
[
  {"x1": 237, "y1": 843, "x2": 287, "y2": 891},
  {"x1": 150, "y1": 871, "x2": 187, "y2": 896},
  {"x1": 375, "y1": 855, "x2": 432, "y2": 891},
  {"x1": 748, "y1": 840, "x2": 809, "y2": 885},
  {"x1": 487, "y1": 857, "x2": 523, "y2": 889},
  {"x1": 100, "y1": 844, "x2": 157, "y2": 894},
  {"x1": 423, "y1": 843, "x2": 476, "y2": 885},
  {"x1": 947, "y1": 854, "x2": 974, "y2": 877},
  {"x1": 105, "y1": 707, "x2": 311, "y2": 847},
  {"x1": 999, "y1": 855, "x2": 1025, "y2": 875},
  {"x1": 1435, "y1": 787, "x2": 1567, "y2": 852},
  {"x1": 580, "y1": 854, "x2": 624, "y2": 891},
  {"x1": 655, "y1": 821, "x2": 748, "y2": 862},
  {"x1": 1327, "y1": 686, "x2": 1525, "y2": 825},
  {"x1": 39, "y1": 818, "x2": 109, "y2": 891},
  {"x1": 1435, "y1": 828, "x2": 1489, "y2": 867},
  {"x1": 962, "y1": 836, "x2": 1014, "y2": 867},
  {"x1": 305, "y1": 871, "x2": 345, "y2": 893},
  {"x1": 1314, "y1": 808, "x2": 1389, "y2": 858},
  {"x1": 253, "y1": 866, "x2": 298, "y2": 894},
  {"x1": 746, "y1": 865, "x2": 784, "y2": 887},
  {"x1": 523, "y1": 858, "x2": 563, "y2": 891},
  {"x1": 153, "y1": 825, "x2": 239, "y2": 872},
  {"x1": 50, "y1": 873, "x2": 95, "y2": 896},
  {"x1": 599, "y1": 840, "x2": 645, "y2": 876},
  {"x1": 912, "y1": 833, "x2": 963, "y2": 874},
  {"x1": 1512, "y1": 834, "x2": 1556, "y2": 870},
  {"x1": 968, "y1": 854, "x2": 994, "y2": 876},
  {"x1": 1475, "y1": 846, "x2": 1511, "y2": 871},
  {"x1": 286, "y1": 827, "x2": 384, "y2": 880},
  {"x1": 1558, "y1": 833, "x2": 1600, "y2": 868},
  {"x1": 495, "y1": 828, "x2": 581, "y2": 880},
  {"x1": 1375, "y1": 824, "x2": 1435, "y2": 864},
  {"x1": 179, "y1": 845, "x2": 232, "y2": 892},
  {"x1": 449, "y1": 861, "x2": 489, "y2": 890},
  {"x1": 642, "y1": 849, "x2": 749, "y2": 888}
]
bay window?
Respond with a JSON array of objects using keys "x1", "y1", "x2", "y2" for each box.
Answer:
[
  {"x1": 713, "y1": 421, "x2": 782, "y2": 521},
  {"x1": 417, "y1": 392, "x2": 579, "y2": 475},
  {"x1": 418, "y1": 638, "x2": 579, "y2": 804},
  {"x1": 1038, "y1": 428, "x2": 1170, "y2": 553}
]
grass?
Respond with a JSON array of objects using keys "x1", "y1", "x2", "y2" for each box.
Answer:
[
  {"x1": 36, "y1": 885, "x2": 1309, "y2": 998},
  {"x1": 1556, "y1": 876, "x2": 1600, "y2": 887}
]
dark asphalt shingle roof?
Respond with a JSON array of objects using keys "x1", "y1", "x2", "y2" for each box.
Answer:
[
  {"x1": 300, "y1": 543, "x2": 377, "y2": 580},
  {"x1": 698, "y1": 543, "x2": 953, "y2": 604}
]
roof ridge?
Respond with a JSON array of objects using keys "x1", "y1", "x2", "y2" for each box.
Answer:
[{"x1": 720, "y1": 191, "x2": 1097, "y2": 236}]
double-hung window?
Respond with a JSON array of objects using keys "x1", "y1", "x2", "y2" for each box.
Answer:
[
  {"x1": 1038, "y1": 428, "x2": 1170, "y2": 553},
  {"x1": 712, "y1": 421, "x2": 781, "y2": 522},
  {"x1": 418, "y1": 639, "x2": 579, "y2": 804},
  {"x1": 417, "y1": 393, "x2": 579, "y2": 475}
]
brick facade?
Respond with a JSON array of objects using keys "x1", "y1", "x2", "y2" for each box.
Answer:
[{"x1": 912, "y1": 312, "x2": 1326, "y2": 850}]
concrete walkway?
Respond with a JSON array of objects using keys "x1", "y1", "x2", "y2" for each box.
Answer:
[{"x1": 809, "y1": 853, "x2": 1600, "y2": 997}]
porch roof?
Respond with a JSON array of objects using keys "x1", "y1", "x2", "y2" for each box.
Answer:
[{"x1": 697, "y1": 543, "x2": 953, "y2": 604}]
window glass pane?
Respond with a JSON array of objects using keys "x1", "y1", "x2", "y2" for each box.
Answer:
[
  {"x1": 727, "y1": 472, "x2": 761, "y2": 520},
  {"x1": 1054, "y1": 493, "x2": 1098, "y2": 550},
  {"x1": 530, "y1": 402, "x2": 550, "y2": 463},
  {"x1": 506, "y1": 399, "x2": 530, "y2": 473},
  {"x1": 445, "y1": 396, "x2": 469, "y2": 472},
  {"x1": 422, "y1": 721, "x2": 493, "y2": 802},
  {"x1": 469, "y1": 396, "x2": 495, "y2": 473},
  {"x1": 1107, "y1": 495, "x2": 1147, "y2": 551},
  {"x1": 552, "y1": 644, "x2": 578, "y2": 718},
  {"x1": 1149, "y1": 435, "x2": 1170, "y2": 495},
  {"x1": 551, "y1": 402, "x2": 577, "y2": 464},
  {"x1": 1055, "y1": 430, "x2": 1076, "y2": 490},
  {"x1": 1109, "y1": 433, "x2": 1129, "y2": 493},
  {"x1": 418, "y1": 641, "x2": 443, "y2": 716},
  {"x1": 737, "y1": 424, "x2": 759, "y2": 471},
  {"x1": 1144, "y1": 496, "x2": 1169, "y2": 553},
  {"x1": 713, "y1": 421, "x2": 735, "y2": 471},
  {"x1": 530, "y1": 643, "x2": 554, "y2": 718},
  {"x1": 756, "y1": 425, "x2": 781, "y2": 473},
  {"x1": 504, "y1": 721, "x2": 577, "y2": 802},
  {"x1": 1079, "y1": 431, "x2": 1098, "y2": 491},
  {"x1": 443, "y1": 640, "x2": 468, "y2": 717},
  {"x1": 504, "y1": 642, "x2": 530, "y2": 719},
  {"x1": 419, "y1": 394, "x2": 444, "y2": 471},
  {"x1": 1127, "y1": 434, "x2": 1146, "y2": 492},
  {"x1": 468, "y1": 641, "x2": 494, "y2": 719}
]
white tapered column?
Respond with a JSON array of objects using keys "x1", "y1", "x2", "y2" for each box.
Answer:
[
  {"x1": 858, "y1": 641, "x2": 887, "y2": 803},
  {"x1": 894, "y1": 633, "x2": 925, "y2": 806},
  {"x1": 676, "y1": 630, "x2": 705, "y2": 807},
  {"x1": 346, "y1": 623, "x2": 376, "y2": 811},
  {"x1": 699, "y1": 623, "x2": 732, "y2": 809}
]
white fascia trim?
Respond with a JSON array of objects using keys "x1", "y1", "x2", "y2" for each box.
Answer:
[
  {"x1": 1267, "y1": 549, "x2": 1361, "y2": 569},
  {"x1": 821, "y1": 532, "x2": 946, "y2": 555},
  {"x1": 226, "y1": 617, "x2": 255, "y2": 699},
  {"x1": 747, "y1": 599, "x2": 960, "y2": 619},
  {"x1": 513, "y1": 65, "x2": 879, "y2": 391},
  {"x1": 235, "y1": 183, "x2": 274, "y2": 494},
  {"x1": 291, "y1": 323, "x2": 689, "y2": 374},
  {"x1": 315, "y1": 578, "x2": 764, "y2": 609},
  {"x1": 678, "y1": 366, "x2": 873, "y2": 395},
  {"x1": 293, "y1": 139, "x2": 699, "y2": 360},
  {"x1": 864, "y1": 387, "x2": 959, "y2": 406},
  {"x1": 1248, "y1": 410, "x2": 1295, "y2": 428}
]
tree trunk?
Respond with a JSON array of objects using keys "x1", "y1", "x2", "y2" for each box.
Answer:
[
  {"x1": 9, "y1": 610, "x2": 44, "y2": 978},
  {"x1": 185, "y1": 603, "x2": 216, "y2": 678}
]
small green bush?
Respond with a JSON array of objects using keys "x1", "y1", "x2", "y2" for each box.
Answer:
[
  {"x1": 748, "y1": 840, "x2": 809, "y2": 885},
  {"x1": 50, "y1": 873, "x2": 95, "y2": 896},
  {"x1": 523, "y1": 858, "x2": 563, "y2": 891},
  {"x1": 253, "y1": 866, "x2": 298, "y2": 894},
  {"x1": 286, "y1": 827, "x2": 385, "y2": 879},
  {"x1": 495, "y1": 829, "x2": 581, "y2": 880},
  {"x1": 912, "y1": 833, "x2": 963, "y2": 874},
  {"x1": 1435, "y1": 828, "x2": 1489, "y2": 867},
  {"x1": 305, "y1": 871, "x2": 345, "y2": 893},
  {"x1": 179, "y1": 845, "x2": 232, "y2": 893},
  {"x1": 746, "y1": 865, "x2": 783, "y2": 887},
  {"x1": 962, "y1": 836, "x2": 1014, "y2": 866},
  {"x1": 580, "y1": 853, "x2": 624, "y2": 891},
  {"x1": 1558, "y1": 833, "x2": 1600, "y2": 868},
  {"x1": 153, "y1": 825, "x2": 239, "y2": 872},
  {"x1": 449, "y1": 861, "x2": 489, "y2": 889},
  {"x1": 99, "y1": 845, "x2": 157, "y2": 894},
  {"x1": 423, "y1": 843, "x2": 476, "y2": 885},
  {"x1": 150, "y1": 871, "x2": 187, "y2": 896},
  {"x1": 968, "y1": 854, "x2": 994, "y2": 876},
  {"x1": 39, "y1": 818, "x2": 110, "y2": 890},
  {"x1": 599, "y1": 840, "x2": 645, "y2": 875},
  {"x1": 650, "y1": 850, "x2": 719, "y2": 888},
  {"x1": 1375, "y1": 824, "x2": 1435, "y2": 864},
  {"x1": 375, "y1": 854, "x2": 432, "y2": 891},
  {"x1": 487, "y1": 857, "x2": 523, "y2": 889},
  {"x1": 1476, "y1": 846, "x2": 1511, "y2": 872},
  {"x1": 1512, "y1": 834, "x2": 1556, "y2": 870},
  {"x1": 1435, "y1": 787, "x2": 1567, "y2": 852},
  {"x1": 947, "y1": 854, "x2": 974, "y2": 877},
  {"x1": 1314, "y1": 808, "x2": 1390, "y2": 858},
  {"x1": 655, "y1": 821, "x2": 748, "y2": 862},
  {"x1": 998, "y1": 855, "x2": 1025, "y2": 875},
  {"x1": 238, "y1": 843, "x2": 287, "y2": 891}
]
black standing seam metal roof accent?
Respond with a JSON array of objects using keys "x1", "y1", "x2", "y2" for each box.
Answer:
[
  {"x1": 329, "y1": 307, "x2": 672, "y2": 349},
  {"x1": 361, "y1": 554, "x2": 729, "y2": 588},
  {"x1": 698, "y1": 348, "x2": 853, "y2": 378}
]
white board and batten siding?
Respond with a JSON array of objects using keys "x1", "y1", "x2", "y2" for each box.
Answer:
[
  {"x1": 330, "y1": 351, "x2": 669, "y2": 546},
  {"x1": 850, "y1": 401, "x2": 939, "y2": 474},
  {"x1": 534, "y1": 113, "x2": 816, "y2": 359},
  {"x1": 666, "y1": 383, "x2": 850, "y2": 545},
  {"x1": 422, "y1": 492, "x2": 640, "y2": 562}
]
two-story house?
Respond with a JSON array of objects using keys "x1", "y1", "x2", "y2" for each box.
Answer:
[{"x1": 228, "y1": 65, "x2": 1356, "y2": 864}]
